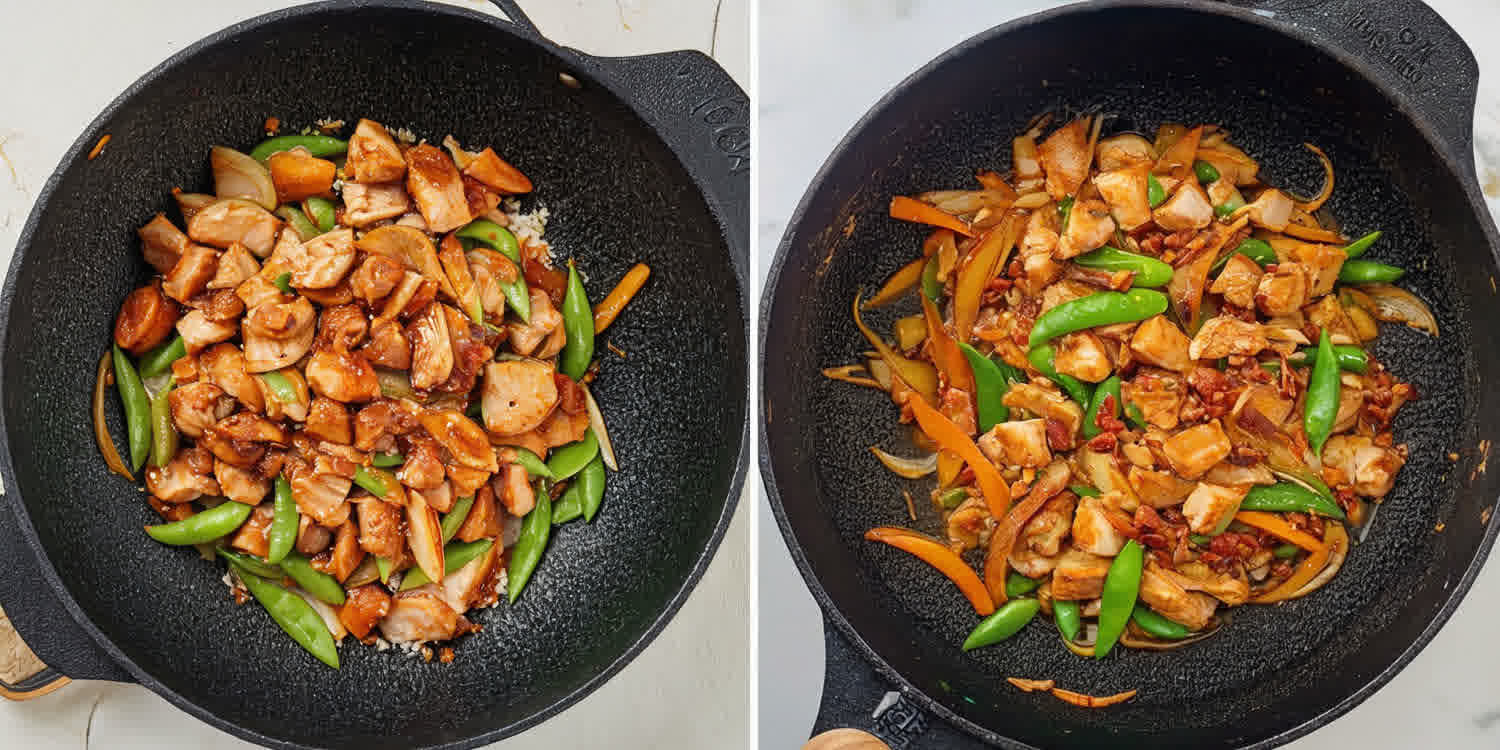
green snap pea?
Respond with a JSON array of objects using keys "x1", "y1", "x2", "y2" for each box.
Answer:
[
  {"x1": 1240, "y1": 482, "x2": 1346, "y2": 520},
  {"x1": 510, "y1": 447, "x2": 555, "y2": 479},
  {"x1": 920, "y1": 254, "x2": 942, "y2": 301},
  {"x1": 1193, "y1": 160, "x2": 1221, "y2": 184},
  {"x1": 1288, "y1": 345, "x2": 1368, "y2": 374},
  {"x1": 937, "y1": 487, "x2": 969, "y2": 509},
  {"x1": 273, "y1": 271, "x2": 295, "y2": 294},
  {"x1": 559, "y1": 259, "x2": 595, "y2": 380},
  {"x1": 228, "y1": 557, "x2": 340, "y2": 668},
  {"x1": 149, "y1": 377, "x2": 177, "y2": 468},
  {"x1": 267, "y1": 476, "x2": 298, "y2": 564},
  {"x1": 1058, "y1": 196, "x2": 1075, "y2": 234},
  {"x1": 1338, "y1": 259, "x2": 1405, "y2": 284},
  {"x1": 371, "y1": 452, "x2": 405, "y2": 468},
  {"x1": 1123, "y1": 401, "x2": 1148, "y2": 431},
  {"x1": 112, "y1": 345, "x2": 151, "y2": 472},
  {"x1": 1053, "y1": 599, "x2": 1082, "y2": 642},
  {"x1": 1214, "y1": 194, "x2": 1245, "y2": 218},
  {"x1": 958, "y1": 342, "x2": 1011, "y2": 432},
  {"x1": 1027, "y1": 345, "x2": 1094, "y2": 407},
  {"x1": 578, "y1": 453, "x2": 607, "y2": 522},
  {"x1": 507, "y1": 482, "x2": 553, "y2": 603},
  {"x1": 1069, "y1": 485, "x2": 1101, "y2": 498},
  {"x1": 1274, "y1": 543, "x2": 1302, "y2": 559},
  {"x1": 353, "y1": 465, "x2": 396, "y2": 499},
  {"x1": 260, "y1": 371, "x2": 298, "y2": 403},
  {"x1": 216, "y1": 547, "x2": 283, "y2": 579},
  {"x1": 376, "y1": 556, "x2": 394, "y2": 584},
  {"x1": 1341, "y1": 230, "x2": 1382, "y2": 259},
  {"x1": 962, "y1": 598, "x2": 1041, "y2": 651},
  {"x1": 1096, "y1": 539, "x2": 1144, "y2": 659},
  {"x1": 440, "y1": 495, "x2": 475, "y2": 543},
  {"x1": 399, "y1": 539, "x2": 493, "y2": 590},
  {"x1": 1212, "y1": 237, "x2": 1276, "y2": 273},
  {"x1": 545, "y1": 429, "x2": 599, "y2": 480},
  {"x1": 1082, "y1": 375, "x2": 1122, "y2": 440},
  {"x1": 1073, "y1": 246, "x2": 1173, "y2": 287},
  {"x1": 250, "y1": 134, "x2": 348, "y2": 162},
  {"x1": 1027, "y1": 289, "x2": 1168, "y2": 349},
  {"x1": 145, "y1": 501, "x2": 253, "y2": 545},
  {"x1": 1004, "y1": 571, "x2": 1041, "y2": 598},
  {"x1": 552, "y1": 485, "x2": 584, "y2": 525},
  {"x1": 277, "y1": 553, "x2": 346, "y2": 605},
  {"x1": 275, "y1": 205, "x2": 320, "y2": 242},
  {"x1": 302, "y1": 197, "x2": 336, "y2": 233},
  {"x1": 1131, "y1": 605, "x2": 1194, "y2": 640},
  {"x1": 137, "y1": 335, "x2": 185, "y2": 379},
  {"x1": 457, "y1": 220, "x2": 531, "y2": 323},
  {"x1": 1147, "y1": 174, "x2": 1166, "y2": 208},
  {"x1": 1304, "y1": 328, "x2": 1340, "y2": 457},
  {"x1": 1189, "y1": 533, "x2": 1213, "y2": 546}
]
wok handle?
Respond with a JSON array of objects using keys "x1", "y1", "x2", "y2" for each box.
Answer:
[
  {"x1": 484, "y1": 0, "x2": 541, "y2": 37},
  {"x1": 1230, "y1": 0, "x2": 1478, "y2": 167}
]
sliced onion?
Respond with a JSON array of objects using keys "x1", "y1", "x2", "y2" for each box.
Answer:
[
  {"x1": 1291, "y1": 527, "x2": 1348, "y2": 598},
  {"x1": 582, "y1": 383, "x2": 618, "y2": 472},
  {"x1": 1358, "y1": 283, "x2": 1439, "y2": 336},
  {"x1": 376, "y1": 369, "x2": 416, "y2": 399},
  {"x1": 291, "y1": 587, "x2": 348, "y2": 640},
  {"x1": 441, "y1": 135, "x2": 478, "y2": 170},
  {"x1": 1012, "y1": 191, "x2": 1053, "y2": 209},
  {"x1": 173, "y1": 189, "x2": 217, "y2": 223},
  {"x1": 1121, "y1": 622, "x2": 1221, "y2": 650},
  {"x1": 1290, "y1": 143, "x2": 1335, "y2": 212},
  {"x1": 868, "y1": 446, "x2": 937, "y2": 478},
  {"x1": 210, "y1": 146, "x2": 277, "y2": 210},
  {"x1": 821, "y1": 364, "x2": 882, "y2": 390},
  {"x1": 94, "y1": 351, "x2": 134, "y2": 481},
  {"x1": 867, "y1": 359, "x2": 893, "y2": 390}
]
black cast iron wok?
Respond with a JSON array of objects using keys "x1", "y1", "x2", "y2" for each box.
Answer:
[
  {"x1": 761, "y1": 0, "x2": 1500, "y2": 747},
  {"x1": 0, "y1": 1, "x2": 748, "y2": 747}
]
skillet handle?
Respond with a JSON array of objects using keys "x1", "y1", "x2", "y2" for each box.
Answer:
[
  {"x1": 1228, "y1": 0, "x2": 1478, "y2": 169},
  {"x1": 484, "y1": 0, "x2": 542, "y2": 37}
]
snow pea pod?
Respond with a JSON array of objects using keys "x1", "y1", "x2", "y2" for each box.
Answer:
[
  {"x1": 145, "y1": 500, "x2": 252, "y2": 545},
  {"x1": 1338, "y1": 259, "x2": 1405, "y2": 284},
  {"x1": 228, "y1": 557, "x2": 340, "y2": 668},
  {"x1": 456, "y1": 219, "x2": 532, "y2": 323},
  {"x1": 1027, "y1": 345, "x2": 1094, "y2": 407},
  {"x1": 1028, "y1": 289, "x2": 1168, "y2": 349},
  {"x1": 275, "y1": 205, "x2": 320, "y2": 242},
  {"x1": 507, "y1": 482, "x2": 553, "y2": 603},
  {"x1": 278, "y1": 553, "x2": 346, "y2": 605},
  {"x1": 352, "y1": 465, "x2": 396, "y2": 500},
  {"x1": 440, "y1": 495, "x2": 475, "y2": 543},
  {"x1": 958, "y1": 342, "x2": 1011, "y2": 431},
  {"x1": 1147, "y1": 174, "x2": 1166, "y2": 208},
  {"x1": 216, "y1": 547, "x2": 283, "y2": 579},
  {"x1": 1193, "y1": 160, "x2": 1220, "y2": 184},
  {"x1": 545, "y1": 429, "x2": 599, "y2": 480},
  {"x1": 1274, "y1": 543, "x2": 1301, "y2": 559},
  {"x1": 1069, "y1": 485, "x2": 1101, "y2": 498},
  {"x1": 559, "y1": 259, "x2": 594, "y2": 380},
  {"x1": 371, "y1": 452, "x2": 405, "y2": 468},
  {"x1": 302, "y1": 197, "x2": 336, "y2": 233},
  {"x1": 920, "y1": 254, "x2": 942, "y2": 300},
  {"x1": 1240, "y1": 482, "x2": 1346, "y2": 520},
  {"x1": 149, "y1": 377, "x2": 177, "y2": 468},
  {"x1": 937, "y1": 487, "x2": 969, "y2": 509},
  {"x1": 399, "y1": 539, "x2": 493, "y2": 590},
  {"x1": 962, "y1": 599, "x2": 1040, "y2": 651},
  {"x1": 260, "y1": 371, "x2": 298, "y2": 403},
  {"x1": 1058, "y1": 196, "x2": 1075, "y2": 233},
  {"x1": 577, "y1": 453, "x2": 607, "y2": 522},
  {"x1": 552, "y1": 485, "x2": 583, "y2": 525},
  {"x1": 1073, "y1": 246, "x2": 1173, "y2": 287},
  {"x1": 1054, "y1": 599, "x2": 1082, "y2": 642},
  {"x1": 112, "y1": 345, "x2": 151, "y2": 472},
  {"x1": 1212, "y1": 237, "x2": 1276, "y2": 273},
  {"x1": 1341, "y1": 230, "x2": 1381, "y2": 258},
  {"x1": 1082, "y1": 375, "x2": 1122, "y2": 440},
  {"x1": 138, "y1": 335, "x2": 185, "y2": 378},
  {"x1": 1214, "y1": 194, "x2": 1245, "y2": 218},
  {"x1": 1304, "y1": 328, "x2": 1340, "y2": 456},
  {"x1": 1131, "y1": 605, "x2": 1194, "y2": 640},
  {"x1": 1004, "y1": 571, "x2": 1041, "y2": 598},
  {"x1": 1096, "y1": 539, "x2": 1144, "y2": 659},
  {"x1": 509, "y1": 447, "x2": 555, "y2": 479},
  {"x1": 1288, "y1": 345, "x2": 1367, "y2": 373},
  {"x1": 266, "y1": 476, "x2": 298, "y2": 564},
  {"x1": 249, "y1": 134, "x2": 348, "y2": 162}
]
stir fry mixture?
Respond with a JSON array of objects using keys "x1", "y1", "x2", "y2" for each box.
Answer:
[
  {"x1": 98, "y1": 118, "x2": 650, "y2": 668},
  {"x1": 836, "y1": 115, "x2": 1435, "y2": 664}
]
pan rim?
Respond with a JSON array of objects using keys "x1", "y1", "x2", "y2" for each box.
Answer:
[
  {"x1": 757, "y1": 1, "x2": 1500, "y2": 747},
  {"x1": 0, "y1": 1, "x2": 749, "y2": 748}
]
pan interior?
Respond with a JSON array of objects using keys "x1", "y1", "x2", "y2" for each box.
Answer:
[
  {"x1": 3, "y1": 4, "x2": 744, "y2": 748},
  {"x1": 764, "y1": 5, "x2": 1499, "y2": 748}
]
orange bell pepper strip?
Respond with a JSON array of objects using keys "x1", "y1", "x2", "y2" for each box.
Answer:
[
  {"x1": 853, "y1": 292, "x2": 937, "y2": 405},
  {"x1": 1234, "y1": 511, "x2": 1326, "y2": 552},
  {"x1": 984, "y1": 481, "x2": 1052, "y2": 604},
  {"x1": 592, "y1": 262, "x2": 651, "y2": 333},
  {"x1": 890, "y1": 196, "x2": 975, "y2": 237},
  {"x1": 936, "y1": 450, "x2": 963, "y2": 487},
  {"x1": 974, "y1": 170, "x2": 1018, "y2": 198},
  {"x1": 863, "y1": 256, "x2": 928, "y2": 309},
  {"x1": 952, "y1": 213, "x2": 1022, "y2": 344},
  {"x1": 906, "y1": 394, "x2": 1011, "y2": 521},
  {"x1": 1049, "y1": 687, "x2": 1138, "y2": 708},
  {"x1": 1254, "y1": 524, "x2": 1345, "y2": 603},
  {"x1": 1281, "y1": 222, "x2": 1345, "y2": 244},
  {"x1": 865, "y1": 527, "x2": 995, "y2": 616},
  {"x1": 920, "y1": 293, "x2": 973, "y2": 395}
]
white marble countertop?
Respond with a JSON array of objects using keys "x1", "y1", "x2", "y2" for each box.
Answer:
[
  {"x1": 0, "y1": 1, "x2": 749, "y2": 748},
  {"x1": 756, "y1": 1, "x2": 1500, "y2": 748}
]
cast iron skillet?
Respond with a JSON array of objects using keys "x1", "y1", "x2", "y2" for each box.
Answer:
[
  {"x1": 761, "y1": 0, "x2": 1500, "y2": 747},
  {"x1": 0, "y1": 1, "x2": 747, "y2": 747}
]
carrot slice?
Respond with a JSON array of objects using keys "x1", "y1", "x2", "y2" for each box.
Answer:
[
  {"x1": 592, "y1": 263, "x2": 651, "y2": 333},
  {"x1": 1050, "y1": 687, "x2": 1138, "y2": 708},
  {"x1": 865, "y1": 527, "x2": 995, "y2": 616},
  {"x1": 890, "y1": 196, "x2": 974, "y2": 237},
  {"x1": 1006, "y1": 677, "x2": 1055, "y2": 692},
  {"x1": 1234, "y1": 511, "x2": 1326, "y2": 552},
  {"x1": 906, "y1": 395, "x2": 1011, "y2": 522},
  {"x1": 1254, "y1": 524, "x2": 1345, "y2": 603},
  {"x1": 863, "y1": 256, "x2": 927, "y2": 309}
]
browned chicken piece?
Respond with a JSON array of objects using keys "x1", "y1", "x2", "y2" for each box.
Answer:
[
  {"x1": 1052, "y1": 548, "x2": 1112, "y2": 600},
  {"x1": 187, "y1": 199, "x2": 280, "y2": 257},
  {"x1": 311, "y1": 304, "x2": 366, "y2": 354},
  {"x1": 356, "y1": 496, "x2": 405, "y2": 559},
  {"x1": 288, "y1": 458, "x2": 353, "y2": 527},
  {"x1": 176, "y1": 310, "x2": 238, "y2": 353},
  {"x1": 1055, "y1": 199, "x2": 1116, "y2": 259},
  {"x1": 1071, "y1": 496, "x2": 1127, "y2": 556},
  {"x1": 379, "y1": 590, "x2": 462, "y2": 643},
  {"x1": 1153, "y1": 181, "x2": 1213, "y2": 231},
  {"x1": 481, "y1": 359, "x2": 560, "y2": 437},
  {"x1": 1332, "y1": 381, "x2": 1364, "y2": 434},
  {"x1": 1040, "y1": 118, "x2": 1091, "y2": 199},
  {"x1": 1287, "y1": 241, "x2": 1347, "y2": 296},
  {"x1": 229, "y1": 503, "x2": 275, "y2": 558},
  {"x1": 1123, "y1": 369, "x2": 1184, "y2": 430},
  {"x1": 114, "y1": 283, "x2": 178, "y2": 355},
  {"x1": 419, "y1": 409, "x2": 498, "y2": 472},
  {"x1": 290, "y1": 228, "x2": 357, "y2": 290},
  {"x1": 207, "y1": 242, "x2": 261, "y2": 290},
  {"x1": 302, "y1": 397, "x2": 351, "y2": 444},
  {"x1": 350, "y1": 254, "x2": 406, "y2": 306},
  {"x1": 317, "y1": 521, "x2": 365, "y2": 583},
  {"x1": 1001, "y1": 383, "x2": 1084, "y2": 445},
  {"x1": 1139, "y1": 561, "x2": 1219, "y2": 630},
  {"x1": 1323, "y1": 435, "x2": 1406, "y2": 497},
  {"x1": 243, "y1": 296, "x2": 317, "y2": 372},
  {"x1": 168, "y1": 381, "x2": 234, "y2": 439},
  {"x1": 435, "y1": 540, "x2": 501, "y2": 613},
  {"x1": 1205, "y1": 177, "x2": 1242, "y2": 211},
  {"x1": 507, "y1": 288, "x2": 565, "y2": 357},
  {"x1": 445, "y1": 463, "x2": 490, "y2": 500},
  {"x1": 257, "y1": 367, "x2": 309, "y2": 422},
  {"x1": 1039, "y1": 279, "x2": 1095, "y2": 314},
  {"x1": 1127, "y1": 466, "x2": 1196, "y2": 508},
  {"x1": 1255, "y1": 262, "x2": 1311, "y2": 317},
  {"x1": 1016, "y1": 209, "x2": 1064, "y2": 295},
  {"x1": 1182, "y1": 482, "x2": 1249, "y2": 534},
  {"x1": 360, "y1": 318, "x2": 411, "y2": 371},
  {"x1": 353, "y1": 400, "x2": 414, "y2": 453},
  {"x1": 1128, "y1": 316, "x2": 1193, "y2": 373},
  {"x1": 1208, "y1": 253, "x2": 1263, "y2": 309},
  {"x1": 1093, "y1": 163, "x2": 1152, "y2": 230},
  {"x1": 202, "y1": 412, "x2": 290, "y2": 468},
  {"x1": 1095, "y1": 133, "x2": 1154, "y2": 172},
  {"x1": 1052, "y1": 331, "x2": 1112, "y2": 382},
  {"x1": 1188, "y1": 315, "x2": 1269, "y2": 360},
  {"x1": 339, "y1": 584, "x2": 392, "y2": 641},
  {"x1": 499, "y1": 407, "x2": 590, "y2": 458},
  {"x1": 1204, "y1": 461, "x2": 1275, "y2": 487},
  {"x1": 234, "y1": 274, "x2": 286, "y2": 311},
  {"x1": 405, "y1": 143, "x2": 473, "y2": 233},
  {"x1": 439, "y1": 304, "x2": 495, "y2": 394},
  {"x1": 1303, "y1": 295, "x2": 1360, "y2": 344},
  {"x1": 454, "y1": 485, "x2": 501, "y2": 544},
  {"x1": 439, "y1": 234, "x2": 481, "y2": 318},
  {"x1": 1168, "y1": 561, "x2": 1252, "y2": 606},
  {"x1": 405, "y1": 488, "x2": 446, "y2": 583},
  {"x1": 145, "y1": 445, "x2": 219, "y2": 503},
  {"x1": 467, "y1": 248, "x2": 518, "y2": 319},
  {"x1": 1022, "y1": 491, "x2": 1076, "y2": 557},
  {"x1": 1162, "y1": 420, "x2": 1232, "y2": 479},
  {"x1": 978, "y1": 419, "x2": 1051, "y2": 468},
  {"x1": 199, "y1": 343, "x2": 266, "y2": 413},
  {"x1": 1232, "y1": 384, "x2": 1295, "y2": 427},
  {"x1": 296, "y1": 515, "x2": 332, "y2": 556},
  {"x1": 213, "y1": 458, "x2": 270, "y2": 505},
  {"x1": 1244, "y1": 188, "x2": 1293, "y2": 231},
  {"x1": 397, "y1": 436, "x2": 447, "y2": 490},
  {"x1": 374, "y1": 272, "x2": 427, "y2": 323},
  {"x1": 305, "y1": 350, "x2": 381, "y2": 403},
  {"x1": 407, "y1": 302, "x2": 454, "y2": 390},
  {"x1": 463, "y1": 177, "x2": 503, "y2": 220},
  {"x1": 346, "y1": 119, "x2": 407, "y2": 184},
  {"x1": 494, "y1": 463, "x2": 535, "y2": 516},
  {"x1": 935, "y1": 495, "x2": 984, "y2": 553},
  {"x1": 138, "y1": 213, "x2": 190, "y2": 274}
]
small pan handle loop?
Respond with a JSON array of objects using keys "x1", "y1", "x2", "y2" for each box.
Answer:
[{"x1": 486, "y1": 0, "x2": 541, "y2": 38}]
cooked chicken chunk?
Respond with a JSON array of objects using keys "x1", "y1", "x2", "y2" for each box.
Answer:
[
  {"x1": 215, "y1": 459, "x2": 271, "y2": 505},
  {"x1": 1052, "y1": 548, "x2": 1112, "y2": 600},
  {"x1": 1093, "y1": 164, "x2": 1152, "y2": 230},
  {"x1": 291, "y1": 228, "x2": 357, "y2": 290},
  {"x1": 1055, "y1": 199, "x2": 1116, "y2": 259},
  {"x1": 169, "y1": 382, "x2": 234, "y2": 439},
  {"x1": 1128, "y1": 315, "x2": 1193, "y2": 373},
  {"x1": 1040, "y1": 119, "x2": 1091, "y2": 199},
  {"x1": 346, "y1": 119, "x2": 406, "y2": 184},
  {"x1": 199, "y1": 343, "x2": 265, "y2": 413},
  {"x1": 1188, "y1": 316, "x2": 1269, "y2": 360},
  {"x1": 482, "y1": 359, "x2": 560, "y2": 437},
  {"x1": 1128, "y1": 466, "x2": 1196, "y2": 508},
  {"x1": 229, "y1": 503, "x2": 274, "y2": 558},
  {"x1": 1001, "y1": 383, "x2": 1084, "y2": 445},
  {"x1": 340, "y1": 584, "x2": 392, "y2": 641},
  {"x1": 1122, "y1": 369, "x2": 1185, "y2": 430},
  {"x1": 1244, "y1": 188, "x2": 1293, "y2": 231},
  {"x1": 1139, "y1": 562, "x2": 1218, "y2": 630},
  {"x1": 162, "y1": 245, "x2": 220, "y2": 304},
  {"x1": 404, "y1": 144, "x2": 472, "y2": 233},
  {"x1": 1071, "y1": 496, "x2": 1126, "y2": 556},
  {"x1": 1287, "y1": 241, "x2": 1347, "y2": 296},
  {"x1": 1095, "y1": 133, "x2": 1153, "y2": 172},
  {"x1": 242, "y1": 296, "x2": 317, "y2": 372},
  {"x1": 138, "y1": 213, "x2": 190, "y2": 274},
  {"x1": 342, "y1": 182, "x2": 411, "y2": 227},
  {"x1": 1162, "y1": 420, "x2": 1232, "y2": 479},
  {"x1": 1255, "y1": 262, "x2": 1310, "y2": 317},
  {"x1": 506, "y1": 288, "x2": 565, "y2": 358},
  {"x1": 1182, "y1": 482, "x2": 1249, "y2": 534},
  {"x1": 289, "y1": 459, "x2": 353, "y2": 527},
  {"x1": 305, "y1": 350, "x2": 381, "y2": 403},
  {"x1": 208, "y1": 242, "x2": 261, "y2": 290},
  {"x1": 145, "y1": 446, "x2": 219, "y2": 503},
  {"x1": 1208, "y1": 253, "x2": 1263, "y2": 309},
  {"x1": 407, "y1": 303, "x2": 454, "y2": 390},
  {"x1": 1323, "y1": 434, "x2": 1406, "y2": 497},
  {"x1": 187, "y1": 199, "x2": 280, "y2": 257},
  {"x1": 979, "y1": 419, "x2": 1051, "y2": 468},
  {"x1": 351, "y1": 254, "x2": 407, "y2": 307},
  {"x1": 380, "y1": 591, "x2": 463, "y2": 643},
  {"x1": 175, "y1": 309, "x2": 238, "y2": 353},
  {"x1": 1153, "y1": 181, "x2": 1213, "y2": 231},
  {"x1": 1053, "y1": 331, "x2": 1112, "y2": 382}
]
